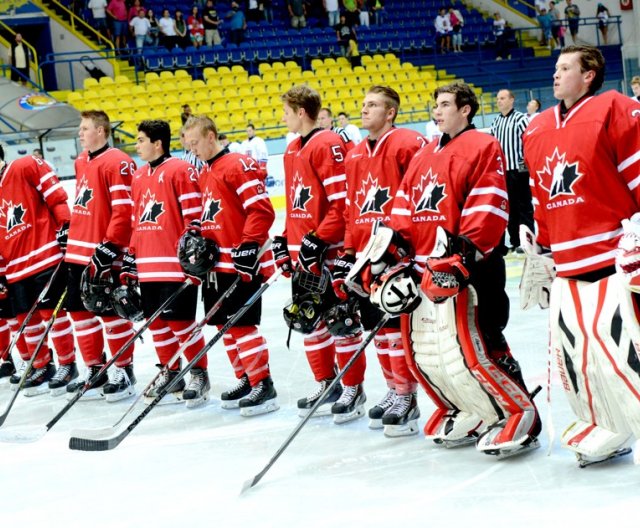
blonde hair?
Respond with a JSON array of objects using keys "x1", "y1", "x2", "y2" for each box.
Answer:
[
  {"x1": 183, "y1": 115, "x2": 218, "y2": 138},
  {"x1": 81, "y1": 110, "x2": 111, "y2": 138},
  {"x1": 281, "y1": 85, "x2": 322, "y2": 121}
]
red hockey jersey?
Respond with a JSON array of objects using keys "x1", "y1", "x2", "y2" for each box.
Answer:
[
  {"x1": 523, "y1": 91, "x2": 640, "y2": 277},
  {"x1": 390, "y1": 129, "x2": 509, "y2": 272},
  {"x1": 0, "y1": 155, "x2": 70, "y2": 283},
  {"x1": 130, "y1": 157, "x2": 202, "y2": 282},
  {"x1": 199, "y1": 151, "x2": 275, "y2": 274},
  {"x1": 344, "y1": 127, "x2": 427, "y2": 253},
  {"x1": 66, "y1": 147, "x2": 135, "y2": 266},
  {"x1": 282, "y1": 129, "x2": 347, "y2": 262}
]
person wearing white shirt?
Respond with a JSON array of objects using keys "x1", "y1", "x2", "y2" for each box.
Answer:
[
  {"x1": 526, "y1": 98, "x2": 541, "y2": 121},
  {"x1": 337, "y1": 112, "x2": 362, "y2": 144},
  {"x1": 219, "y1": 134, "x2": 242, "y2": 153},
  {"x1": 130, "y1": 9, "x2": 151, "y2": 52},
  {"x1": 240, "y1": 124, "x2": 269, "y2": 171},
  {"x1": 158, "y1": 9, "x2": 178, "y2": 49},
  {"x1": 88, "y1": 0, "x2": 108, "y2": 32},
  {"x1": 434, "y1": 7, "x2": 451, "y2": 53},
  {"x1": 324, "y1": 0, "x2": 339, "y2": 27}
]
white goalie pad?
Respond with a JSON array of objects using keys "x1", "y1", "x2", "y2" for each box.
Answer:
[
  {"x1": 561, "y1": 419, "x2": 633, "y2": 459},
  {"x1": 519, "y1": 225, "x2": 556, "y2": 310}
]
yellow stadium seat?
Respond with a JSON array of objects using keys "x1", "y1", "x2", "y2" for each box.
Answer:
[
  {"x1": 67, "y1": 91, "x2": 83, "y2": 104},
  {"x1": 361, "y1": 55, "x2": 373, "y2": 67},
  {"x1": 145, "y1": 72, "x2": 160, "y2": 83},
  {"x1": 203, "y1": 67, "x2": 216, "y2": 81},
  {"x1": 99, "y1": 76, "x2": 114, "y2": 86},
  {"x1": 195, "y1": 102, "x2": 211, "y2": 114},
  {"x1": 159, "y1": 71, "x2": 174, "y2": 80},
  {"x1": 83, "y1": 78, "x2": 99, "y2": 90},
  {"x1": 174, "y1": 70, "x2": 191, "y2": 80},
  {"x1": 258, "y1": 63, "x2": 272, "y2": 74},
  {"x1": 114, "y1": 75, "x2": 131, "y2": 85},
  {"x1": 324, "y1": 57, "x2": 336, "y2": 67},
  {"x1": 176, "y1": 80, "x2": 192, "y2": 92},
  {"x1": 336, "y1": 57, "x2": 350, "y2": 67},
  {"x1": 192, "y1": 79, "x2": 206, "y2": 90},
  {"x1": 217, "y1": 65, "x2": 232, "y2": 76},
  {"x1": 311, "y1": 58, "x2": 323, "y2": 71},
  {"x1": 272, "y1": 61, "x2": 285, "y2": 71}
]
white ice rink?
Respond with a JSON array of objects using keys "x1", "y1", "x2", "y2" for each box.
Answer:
[{"x1": 1, "y1": 207, "x2": 639, "y2": 527}]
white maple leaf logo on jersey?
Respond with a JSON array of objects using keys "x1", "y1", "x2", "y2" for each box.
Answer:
[
  {"x1": 201, "y1": 191, "x2": 222, "y2": 224},
  {"x1": 291, "y1": 172, "x2": 312, "y2": 211},
  {"x1": 536, "y1": 148, "x2": 583, "y2": 199},
  {"x1": 0, "y1": 200, "x2": 26, "y2": 232},
  {"x1": 139, "y1": 189, "x2": 164, "y2": 224},
  {"x1": 355, "y1": 173, "x2": 391, "y2": 215},
  {"x1": 74, "y1": 176, "x2": 93, "y2": 208},
  {"x1": 412, "y1": 169, "x2": 447, "y2": 213}
]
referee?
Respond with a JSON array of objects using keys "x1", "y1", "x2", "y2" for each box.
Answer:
[{"x1": 490, "y1": 89, "x2": 534, "y2": 252}]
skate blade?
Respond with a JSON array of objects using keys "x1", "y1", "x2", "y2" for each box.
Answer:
[
  {"x1": 332, "y1": 405, "x2": 365, "y2": 425},
  {"x1": 368, "y1": 418, "x2": 384, "y2": 430},
  {"x1": 143, "y1": 391, "x2": 183, "y2": 406},
  {"x1": 23, "y1": 385, "x2": 52, "y2": 397},
  {"x1": 431, "y1": 436, "x2": 477, "y2": 448},
  {"x1": 240, "y1": 399, "x2": 280, "y2": 417},
  {"x1": 67, "y1": 388, "x2": 105, "y2": 401},
  {"x1": 577, "y1": 447, "x2": 632, "y2": 468},
  {"x1": 185, "y1": 392, "x2": 210, "y2": 409},
  {"x1": 105, "y1": 386, "x2": 137, "y2": 403},
  {"x1": 383, "y1": 419, "x2": 420, "y2": 438},
  {"x1": 483, "y1": 438, "x2": 541, "y2": 459},
  {"x1": 298, "y1": 402, "x2": 334, "y2": 418},
  {"x1": 220, "y1": 399, "x2": 241, "y2": 410}
]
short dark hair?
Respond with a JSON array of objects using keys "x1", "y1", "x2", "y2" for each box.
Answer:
[
  {"x1": 320, "y1": 107, "x2": 333, "y2": 117},
  {"x1": 138, "y1": 120, "x2": 171, "y2": 155},
  {"x1": 338, "y1": 111, "x2": 348, "y2": 118},
  {"x1": 560, "y1": 45, "x2": 605, "y2": 94},
  {"x1": 433, "y1": 82, "x2": 479, "y2": 122},
  {"x1": 530, "y1": 98, "x2": 541, "y2": 111},
  {"x1": 218, "y1": 133, "x2": 227, "y2": 140},
  {"x1": 281, "y1": 85, "x2": 322, "y2": 121},
  {"x1": 0, "y1": 144, "x2": 4, "y2": 161}
]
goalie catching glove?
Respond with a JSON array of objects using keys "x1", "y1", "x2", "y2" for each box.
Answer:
[
  {"x1": 422, "y1": 254, "x2": 470, "y2": 304},
  {"x1": 616, "y1": 213, "x2": 640, "y2": 294},
  {"x1": 519, "y1": 225, "x2": 556, "y2": 310}
]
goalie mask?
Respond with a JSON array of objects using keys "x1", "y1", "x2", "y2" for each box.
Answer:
[
  {"x1": 370, "y1": 264, "x2": 421, "y2": 314},
  {"x1": 80, "y1": 266, "x2": 114, "y2": 314},
  {"x1": 111, "y1": 284, "x2": 144, "y2": 323},
  {"x1": 177, "y1": 232, "x2": 219, "y2": 278},
  {"x1": 322, "y1": 298, "x2": 362, "y2": 337},
  {"x1": 283, "y1": 292, "x2": 324, "y2": 334}
]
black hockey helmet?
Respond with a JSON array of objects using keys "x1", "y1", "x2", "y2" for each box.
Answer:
[
  {"x1": 322, "y1": 298, "x2": 363, "y2": 337},
  {"x1": 110, "y1": 284, "x2": 144, "y2": 323},
  {"x1": 80, "y1": 266, "x2": 114, "y2": 314},
  {"x1": 283, "y1": 292, "x2": 324, "y2": 334},
  {"x1": 177, "y1": 231, "x2": 219, "y2": 278}
]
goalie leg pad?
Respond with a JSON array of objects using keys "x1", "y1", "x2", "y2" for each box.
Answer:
[
  {"x1": 426, "y1": 409, "x2": 485, "y2": 447},
  {"x1": 561, "y1": 419, "x2": 633, "y2": 465}
]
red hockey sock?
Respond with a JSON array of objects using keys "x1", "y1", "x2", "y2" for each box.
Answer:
[
  {"x1": 0, "y1": 318, "x2": 10, "y2": 360},
  {"x1": 168, "y1": 319, "x2": 206, "y2": 369},
  {"x1": 335, "y1": 332, "x2": 365, "y2": 386},
  {"x1": 303, "y1": 323, "x2": 337, "y2": 382},
  {"x1": 222, "y1": 331, "x2": 244, "y2": 379},
  {"x1": 41, "y1": 309, "x2": 75, "y2": 365},
  {"x1": 386, "y1": 329, "x2": 417, "y2": 395},
  {"x1": 148, "y1": 318, "x2": 180, "y2": 369},
  {"x1": 8, "y1": 318, "x2": 27, "y2": 360},
  {"x1": 102, "y1": 316, "x2": 135, "y2": 367},
  {"x1": 15, "y1": 312, "x2": 51, "y2": 368},
  {"x1": 228, "y1": 325, "x2": 269, "y2": 386},
  {"x1": 374, "y1": 333, "x2": 394, "y2": 389},
  {"x1": 69, "y1": 310, "x2": 105, "y2": 366}
]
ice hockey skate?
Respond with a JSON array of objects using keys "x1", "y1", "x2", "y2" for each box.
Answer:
[
  {"x1": 0, "y1": 356, "x2": 16, "y2": 381},
  {"x1": 576, "y1": 448, "x2": 633, "y2": 468},
  {"x1": 9, "y1": 360, "x2": 26, "y2": 391},
  {"x1": 66, "y1": 364, "x2": 109, "y2": 401},
  {"x1": 368, "y1": 388, "x2": 397, "y2": 429},
  {"x1": 331, "y1": 384, "x2": 366, "y2": 424},
  {"x1": 23, "y1": 361, "x2": 57, "y2": 397},
  {"x1": 238, "y1": 376, "x2": 279, "y2": 417},
  {"x1": 426, "y1": 409, "x2": 484, "y2": 448},
  {"x1": 382, "y1": 392, "x2": 420, "y2": 438},
  {"x1": 144, "y1": 365, "x2": 185, "y2": 405},
  {"x1": 476, "y1": 412, "x2": 542, "y2": 459},
  {"x1": 103, "y1": 364, "x2": 136, "y2": 402},
  {"x1": 297, "y1": 378, "x2": 343, "y2": 418},
  {"x1": 183, "y1": 368, "x2": 210, "y2": 408},
  {"x1": 220, "y1": 374, "x2": 251, "y2": 409},
  {"x1": 48, "y1": 361, "x2": 78, "y2": 397}
]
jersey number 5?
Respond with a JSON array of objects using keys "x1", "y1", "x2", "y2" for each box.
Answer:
[{"x1": 330, "y1": 145, "x2": 344, "y2": 163}]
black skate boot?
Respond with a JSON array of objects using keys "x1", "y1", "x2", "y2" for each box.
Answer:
[
  {"x1": 103, "y1": 364, "x2": 136, "y2": 402},
  {"x1": 220, "y1": 373, "x2": 251, "y2": 409},
  {"x1": 9, "y1": 360, "x2": 26, "y2": 391},
  {"x1": 0, "y1": 355, "x2": 16, "y2": 381},
  {"x1": 382, "y1": 392, "x2": 420, "y2": 437},
  {"x1": 48, "y1": 361, "x2": 79, "y2": 396},
  {"x1": 183, "y1": 368, "x2": 210, "y2": 408},
  {"x1": 66, "y1": 362, "x2": 109, "y2": 401},
  {"x1": 144, "y1": 365, "x2": 185, "y2": 405},
  {"x1": 238, "y1": 376, "x2": 279, "y2": 417},
  {"x1": 331, "y1": 384, "x2": 366, "y2": 424},
  {"x1": 368, "y1": 388, "x2": 397, "y2": 430},
  {"x1": 23, "y1": 361, "x2": 57, "y2": 397},
  {"x1": 297, "y1": 377, "x2": 343, "y2": 418}
]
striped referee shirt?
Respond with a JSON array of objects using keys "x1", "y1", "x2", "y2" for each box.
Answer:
[
  {"x1": 181, "y1": 149, "x2": 204, "y2": 171},
  {"x1": 490, "y1": 108, "x2": 528, "y2": 171}
]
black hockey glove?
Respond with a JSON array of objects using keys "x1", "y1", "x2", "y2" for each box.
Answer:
[
  {"x1": 90, "y1": 241, "x2": 120, "y2": 283},
  {"x1": 0, "y1": 276, "x2": 8, "y2": 301},
  {"x1": 272, "y1": 235, "x2": 293, "y2": 278},
  {"x1": 231, "y1": 241, "x2": 261, "y2": 282},
  {"x1": 120, "y1": 250, "x2": 138, "y2": 285},
  {"x1": 331, "y1": 252, "x2": 355, "y2": 300},
  {"x1": 298, "y1": 232, "x2": 328, "y2": 276},
  {"x1": 56, "y1": 222, "x2": 70, "y2": 253}
]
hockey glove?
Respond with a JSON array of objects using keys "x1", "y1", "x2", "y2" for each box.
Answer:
[
  {"x1": 120, "y1": 250, "x2": 138, "y2": 286},
  {"x1": 180, "y1": 219, "x2": 201, "y2": 238},
  {"x1": 56, "y1": 222, "x2": 70, "y2": 254},
  {"x1": 421, "y1": 254, "x2": 470, "y2": 304},
  {"x1": 298, "y1": 232, "x2": 328, "y2": 276},
  {"x1": 519, "y1": 225, "x2": 556, "y2": 310},
  {"x1": 272, "y1": 235, "x2": 293, "y2": 277},
  {"x1": 232, "y1": 241, "x2": 261, "y2": 282},
  {"x1": 0, "y1": 276, "x2": 8, "y2": 301},
  {"x1": 89, "y1": 241, "x2": 120, "y2": 283},
  {"x1": 616, "y1": 213, "x2": 640, "y2": 294},
  {"x1": 332, "y1": 252, "x2": 355, "y2": 300}
]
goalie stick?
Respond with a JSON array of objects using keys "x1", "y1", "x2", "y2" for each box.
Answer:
[
  {"x1": 241, "y1": 313, "x2": 391, "y2": 494},
  {"x1": 69, "y1": 267, "x2": 283, "y2": 452}
]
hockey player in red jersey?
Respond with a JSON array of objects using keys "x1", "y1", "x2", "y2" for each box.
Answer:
[
  {"x1": 64, "y1": 110, "x2": 138, "y2": 401},
  {"x1": 181, "y1": 115, "x2": 279, "y2": 416},
  {"x1": 336, "y1": 85, "x2": 427, "y2": 436},
  {"x1": 349, "y1": 82, "x2": 541, "y2": 458},
  {"x1": 119, "y1": 120, "x2": 209, "y2": 407},
  {"x1": 523, "y1": 46, "x2": 640, "y2": 466},
  {"x1": 0, "y1": 145, "x2": 77, "y2": 395},
  {"x1": 0, "y1": 258, "x2": 30, "y2": 380},
  {"x1": 276, "y1": 85, "x2": 366, "y2": 424}
]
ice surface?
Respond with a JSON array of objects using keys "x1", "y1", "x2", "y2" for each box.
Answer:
[{"x1": 1, "y1": 197, "x2": 638, "y2": 527}]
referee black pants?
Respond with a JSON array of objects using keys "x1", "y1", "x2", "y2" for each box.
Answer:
[{"x1": 505, "y1": 169, "x2": 534, "y2": 248}]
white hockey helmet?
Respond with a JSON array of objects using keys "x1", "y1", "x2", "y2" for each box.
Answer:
[{"x1": 370, "y1": 264, "x2": 421, "y2": 314}]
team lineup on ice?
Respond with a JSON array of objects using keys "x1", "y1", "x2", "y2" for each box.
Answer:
[{"x1": 2, "y1": 45, "x2": 640, "y2": 526}]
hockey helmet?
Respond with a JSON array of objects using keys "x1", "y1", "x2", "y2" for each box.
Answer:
[
  {"x1": 292, "y1": 266, "x2": 330, "y2": 294},
  {"x1": 80, "y1": 266, "x2": 114, "y2": 314},
  {"x1": 322, "y1": 298, "x2": 362, "y2": 337},
  {"x1": 110, "y1": 284, "x2": 144, "y2": 323},
  {"x1": 177, "y1": 231, "x2": 219, "y2": 278},
  {"x1": 370, "y1": 264, "x2": 421, "y2": 314},
  {"x1": 283, "y1": 292, "x2": 324, "y2": 334}
]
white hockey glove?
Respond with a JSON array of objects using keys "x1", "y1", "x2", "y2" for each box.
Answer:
[
  {"x1": 519, "y1": 225, "x2": 556, "y2": 310},
  {"x1": 616, "y1": 213, "x2": 640, "y2": 294}
]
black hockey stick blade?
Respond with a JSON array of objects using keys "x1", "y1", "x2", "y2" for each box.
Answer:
[
  {"x1": 69, "y1": 435, "x2": 115, "y2": 452},
  {"x1": 240, "y1": 314, "x2": 390, "y2": 494}
]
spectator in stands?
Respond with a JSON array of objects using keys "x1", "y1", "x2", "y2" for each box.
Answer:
[
  {"x1": 287, "y1": 0, "x2": 307, "y2": 29},
  {"x1": 218, "y1": 133, "x2": 242, "y2": 153},
  {"x1": 174, "y1": 9, "x2": 190, "y2": 49},
  {"x1": 548, "y1": 1, "x2": 562, "y2": 48},
  {"x1": 449, "y1": 6, "x2": 464, "y2": 52},
  {"x1": 537, "y1": 7, "x2": 552, "y2": 47},
  {"x1": 342, "y1": 0, "x2": 359, "y2": 27},
  {"x1": 127, "y1": 0, "x2": 144, "y2": 21},
  {"x1": 369, "y1": 0, "x2": 384, "y2": 25},
  {"x1": 358, "y1": 0, "x2": 370, "y2": 27},
  {"x1": 324, "y1": 0, "x2": 340, "y2": 27},
  {"x1": 260, "y1": 1, "x2": 274, "y2": 24},
  {"x1": 493, "y1": 12, "x2": 507, "y2": 59},
  {"x1": 337, "y1": 112, "x2": 362, "y2": 144},
  {"x1": 88, "y1": 0, "x2": 109, "y2": 36},
  {"x1": 145, "y1": 8, "x2": 160, "y2": 46},
  {"x1": 181, "y1": 104, "x2": 192, "y2": 125},
  {"x1": 130, "y1": 8, "x2": 151, "y2": 52},
  {"x1": 336, "y1": 14, "x2": 355, "y2": 56},
  {"x1": 158, "y1": 8, "x2": 178, "y2": 49},
  {"x1": 596, "y1": 3, "x2": 610, "y2": 45},
  {"x1": 434, "y1": 7, "x2": 451, "y2": 54},
  {"x1": 107, "y1": 0, "x2": 129, "y2": 52},
  {"x1": 347, "y1": 35, "x2": 361, "y2": 67},
  {"x1": 203, "y1": 0, "x2": 222, "y2": 46},
  {"x1": 526, "y1": 98, "x2": 541, "y2": 120},
  {"x1": 188, "y1": 6, "x2": 205, "y2": 48},
  {"x1": 564, "y1": 0, "x2": 580, "y2": 44},
  {"x1": 226, "y1": 2, "x2": 247, "y2": 45},
  {"x1": 246, "y1": 0, "x2": 260, "y2": 23},
  {"x1": 9, "y1": 33, "x2": 30, "y2": 85},
  {"x1": 631, "y1": 76, "x2": 640, "y2": 102}
]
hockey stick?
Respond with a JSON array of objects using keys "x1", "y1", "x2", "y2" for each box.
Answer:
[
  {"x1": 69, "y1": 267, "x2": 283, "y2": 451},
  {"x1": 0, "y1": 289, "x2": 68, "y2": 428},
  {"x1": 241, "y1": 313, "x2": 391, "y2": 494}
]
